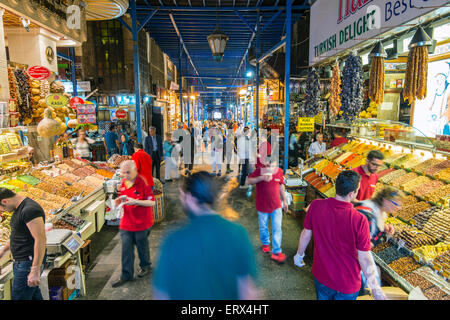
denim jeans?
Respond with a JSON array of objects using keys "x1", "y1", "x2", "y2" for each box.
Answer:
[
  {"x1": 240, "y1": 159, "x2": 249, "y2": 186},
  {"x1": 12, "y1": 260, "x2": 43, "y2": 300},
  {"x1": 120, "y1": 228, "x2": 151, "y2": 281},
  {"x1": 314, "y1": 278, "x2": 359, "y2": 300},
  {"x1": 257, "y1": 208, "x2": 283, "y2": 254}
]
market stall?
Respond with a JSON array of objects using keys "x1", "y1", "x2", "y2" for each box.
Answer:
[{"x1": 289, "y1": 120, "x2": 450, "y2": 299}]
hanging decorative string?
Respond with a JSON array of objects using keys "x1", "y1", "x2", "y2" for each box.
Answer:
[
  {"x1": 340, "y1": 52, "x2": 364, "y2": 121},
  {"x1": 329, "y1": 62, "x2": 341, "y2": 115},
  {"x1": 304, "y1": 67, "x2": 321, "y2": 117}
]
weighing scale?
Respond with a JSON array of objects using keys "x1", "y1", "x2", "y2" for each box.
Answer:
[{"x1": 46, "y1": 229, "x2": 85, "y2": 256}]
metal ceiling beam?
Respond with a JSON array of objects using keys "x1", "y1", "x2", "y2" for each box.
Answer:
[
  {"x1": 234, "y1": 10, "x2": 256, "y2": 34},
  {"x1": 138, "y1": 9, "x2": 158, "y2": 32},
  {"x1": 259, "y1": 9, "x2": 282, "y2": 34},
  {"x1": 183, "y1": 75, "x2": 247, "y2": 79},
  {"x1": 168, "y1": 13, "x2": 205, "y2": 88},
  {"x1": 117, "y1": 16, "x2": 132, "y2": 33},
  {"x1": 258, "y1": 38, "x2": 285, "y2": 63},
  {"x1": 136, "y1": 5, "x2": 309, "y2": 11}
]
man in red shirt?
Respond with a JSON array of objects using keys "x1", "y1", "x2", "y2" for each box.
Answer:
[
  {"x1": 352, "y1": 150, "x2": 385, "y2": 201},
  {"x1": 294, "y1": 170, "x2": 386, "y2": 300},
  {"x1": 132, "y1": 142, "x2": 154, "y2": 187},
  {"x1": 112, "y1": 160, "x2": 156, "y2": 288},
  {"x1": 329, "y1": 130, "x2": 349, "y2": 148},
  {"x1": 247, "y1": 158, "x2": 288, "y2": 263}
]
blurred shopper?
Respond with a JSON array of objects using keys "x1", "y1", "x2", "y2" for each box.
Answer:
[
  {"x1": 104, "y1": 124, "x2": 120, "y2": 157},
  {"x1": 153, "y1": 172, "x2": 259, "y2": 300},
  {"x1": 353, "y1": 150, "x2": 385, "y2": 201},
  {"x1": 247, "y1": 158, "x2": 288, "y2": 263},
  {"x1": 0, "y1": 188, "x2": 46, "y2": 300},
  {"x1": 119, "y1": 133, "x2": 134, "y2": 156},
  {"x1": 164, "y1": 133, "x2": 180, "y2": 182},
  {"x1": 329, "y1": 130, "x2": 349, "y2": 148},
  {"x1": 237, "y1": 126, "x2": 250, "y2": 189},
  {"x1": 184, "y1": 127, "x2": 195, "y2": 176},
  {"x1": 209, "y1": 125, "x2": 223, "y2": 176},
  {"x1": 294, "y1": 170, "x2": 386, "y2": 300},
  {"x1": 112, "y1": 161, "x2": 155, "y2": 287},
  {"x1": 144, "y1": 126, "x2": 163, "y2": 182}
]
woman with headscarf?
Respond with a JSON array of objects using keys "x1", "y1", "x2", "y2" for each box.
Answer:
[{"x1": 120, "y1": 133, "x2": 134, "y2": 156}]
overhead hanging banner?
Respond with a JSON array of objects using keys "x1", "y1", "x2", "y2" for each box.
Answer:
[{"x1": 309, "y1": 0, "x2": 449, "y2": 65}]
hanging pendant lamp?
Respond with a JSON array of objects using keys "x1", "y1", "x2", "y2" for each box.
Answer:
[
  {"x1": 207, "y1": 6, "x2": 228, "y2": 62},
  {"x1": 369, "y1": 41, "x2": 387, "y2": 58},
  {"x1": 409, "y1": 27, "x2": 433, "y2": 49}
]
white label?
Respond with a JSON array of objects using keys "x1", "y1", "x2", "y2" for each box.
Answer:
[
  {"x1": 397, "y1": 239, "x2": 406, "y2": 250},
  {"x1": 381, "y1": 102, "x2": 394, "y2": 111}
]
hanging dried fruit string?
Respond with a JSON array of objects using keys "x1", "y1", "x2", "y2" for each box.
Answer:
[
  {"x1": 369, "y1": 56, "x2": 385, "y2": 105},
  {"x1": 329, "y1": 63, "x2": 341, "y2": 115},
  {"x1": 340, "y1": 52, "x2": 364, "y2": 121},
  {"x1": 305, "y1": 67, "x2": 321, "y2": 117},
  {"x1": 404, "y1": 46, "x2": 428, "y2": 103}
]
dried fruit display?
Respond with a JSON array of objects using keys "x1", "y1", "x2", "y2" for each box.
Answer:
[
  {"x1": 369, "y1": 56, "x2": 385, "y2": 105},
  {"x1": 340, "y1": 52, "x2": 364, "y2": 120},
  {"x1": 436, "y1": 168, "x2": 450, "y2": 181},
  {"x1": 423, "y1": 286, "x2": 448, "y2": 300},
  {"x1": 400, "y1": 195, "x2": 419, "y2": 208},
  {"x1": 83, "y1": 176, "x2": 105, "y2": 188},
  {"x1": 411, "y1": 158, "x2": 442, "y2": 174},
  {"x1": 305, "y1": 67, "x2": 321, "y2": 117},
  {"x1": 72, "y1": 182, "x2": 97, "y2": 194},
  {"x1": 376, "y1": 246, "x2": 408, "y2": 264},
  {"x1": 390, "y1": 154, "x2": 416, "y2": 167},
  {"x1": 329, "y1": 63, "x2": 341, "y2": 115},
  {"x1": 432, "y1": 251, "x2": 450, "y2": 278},
  {"x1": 404, "y1": 46, "x2": 428, "y2": 103},
  {"x1": 413, "y1": 242, "x2": 450, "y2": 264},
  {"x1": 390, "y1": 172, "x2": 418, "y2": 188},
  {"x1": 96, "y1": 169, "x2": 115, "y2": 179},
  {"x1": 377, "y1": 168, "x2": 395, "y2": 179},
  {"x1": 56, "y1": 186, "x2": 83, "y2": 199},
  {"x1": 394, "y1": 225, "x2": 436, "y2": 250},
  {"x1": 413, "y1": 180, "x2": 445, "y2": 197},
  {"x1": 379, "y1": 169, "x2": 407, "y2": 184},
  {"x1": 424, "y1": 160, "x2": 450, "y2": 176},
  {"x1": 56, "y1": 164, "x2": 73, "y2": 172},
  {"x1": 388, "y1": 257, "x2": 421, "y2": 276},
  {"x1": 403, "y1": 273, "x2": 435, "y2": 292},
  {"x1": 53, "y1": 220, "x2": 77, "y2": 231},
  {"x1": 36, "y1": 182, "x2": 58, "y2": 193},
  {"x1": 402, "y1": 176, "x2": 431, "y2": 193},
  {"x1": 402, "y1": 157, "x2": 425, "y2": 169},
  {"x1": 424, "y1": 184, "x2": 450, "y2": 203},
  {"x1": 14, "y1": 69, "x2": 33, "y2": 123},
  {"x1": 60, "y1": 173, "x2": 82, "y2": 183},
  {"x1": 372, "y1": 242, "x2": 392, "y2": 254},
  {"x1": 396, "y1": 201, "x2": 431, "y2": 221}
]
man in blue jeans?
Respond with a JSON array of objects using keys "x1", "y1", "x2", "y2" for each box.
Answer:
[
  {"x1": 112, "y1": 161, "x2": 156, "y2": 288},
  {"x1": 104, "y1": 124, "x2": 120, "y2": 157},
  {"x1": 0, "y1": 188, "x2": 46, "y2": 300},
  {"x1": 247, "y1": 158, "x2": 288, "y2": 263}
]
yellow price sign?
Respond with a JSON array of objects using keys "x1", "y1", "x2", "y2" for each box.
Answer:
[
  {"x1": 314, "y1": 112, "x2": 323, "y2": 124},
  {"x1": 297, "y1": 117, "x2": 314, "y2": 132}
]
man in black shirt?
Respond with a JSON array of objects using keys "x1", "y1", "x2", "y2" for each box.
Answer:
[{"x1": 0, "y1": 188, "x2": 46, "y2": 300}]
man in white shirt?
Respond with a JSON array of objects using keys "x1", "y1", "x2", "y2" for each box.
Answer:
[{"x1": 308, "y1": 133, "x2": 326, "y2": 158}]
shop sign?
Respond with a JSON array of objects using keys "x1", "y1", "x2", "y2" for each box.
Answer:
[
  {"x1": 27, "y1": 66, "x2": 51, "y2": 80},
  {"x1": 309, "y1": 0, "x2": 448, "y2": 65},
  {"x1": 116, "y1": 109, "x2": 127, "y2": 119},
  {"x1": 297, "y1": 117, "x2": 315, "y2": 132},
  {"x1": 70, "y1": 97, "x2": 84, "y2": 109},
  {"x1": 314, "y1": 112, "x2": 323, "y2": 124},
  {"x1": 46, "y1": 94, "x2": 70, "y2": 107}
]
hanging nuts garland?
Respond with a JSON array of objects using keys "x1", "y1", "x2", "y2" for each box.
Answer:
[
  {"x1": 404, "y1": 46, "x2": 428, "y2": 102},
  {"x1": 329, "y1": 63, "x2": 341, "y2": 115},
  {"x1": 369, "y1": 56, "x2": 385, "y2": 105}
]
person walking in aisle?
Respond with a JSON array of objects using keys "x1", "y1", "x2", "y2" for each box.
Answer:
[
  {"x1": 132, "y1": 142, "x2": 154, "y2": 188},
  {"x1": 209, "y1": 124, "x2": 223, "y2": 176},
  {"x1": 352, "y1": 150, "x2": 385, "y2": 201},
  {"x1": 247, "y1": 158, "x2": 288, "y2": 263},
  {"x1": 308, "y1": 133, "x2": 326, "y2": 158},
  {"x1": 0, "y1": 188, "x2": 46, "y2": 300},
  {"x1": 119, "y1": 133, "x2": 134, "y2": 156},
  {"x1": 237, "y1": 126, "x2": 251, "y2": 189},
  {"x1": 153, "y1": 172, "x2": 260, "y2": 299},
  {"x1": 72, "y1": 129, "x2": 95, "y2": 161},
  {"x1": 144, "y1": 126, "x2": 163, "y2": 182},
  {"x1": 112, "y1": 161, "x2": 156, "y2": 287},
  {"x1": 184, "y1": 127, "x2": 195, "y2": 176},
  {"x1": 104, "y1": 124, "x2": 120, "y2": 157},
  {"x1": 294, "y1": 170, "x2": 386, "y2": 300},
  {"x1": 163, "y1": 132, "x2": 180, "y2": 182}
]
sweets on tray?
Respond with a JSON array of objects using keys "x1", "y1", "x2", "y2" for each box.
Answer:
[
  {"x1": 413, "y1": 180, "x2": 445, "y2": 197},
  {"x1": 432, "y1": 252, "x2": 450, "y2": 277},
  {"x1": 56, "y1": 186, "x2": 83, "y2": 199},
  {"x1": 379, "y1": 169, "x2": 407, "y2": 184},
  {"x1": 424, "y1": 184, "x2": 450, "y2": 203},
  {"x1": 436, "y1": 167, "x2": 450, "y2": 181},
  {"x1": 52, "y1": 220, "x2": 77, "y2": 231},
  {"x1": 17, "y1": 175, "x2": 40, "y2": 186},
  {"x1": 402, "y1": 157, "x2": 426, "y2": 169},
  {"x1": 390, "y1": 154, "x2": 416, "y2": 167},
  {"x1": 390, "y1": 172, "x2": 418, "y2": 188},
  {"x1": 83, "y1": 176, "x2": 105, "y2": 188},
  {"x1": 411, "y1": 207, "x2": 440, "y2": 229},
  {"x1": 411, "y1": 159, "x2": 443, "y2": 174},
  {"x1": 378, "y1": 168, "x2": 395, "y2": 179},
  {"x1": 423, "y1": 286, "x2": 448, "y2": 300},
  {"x1": 376, "y1": 246, "x2": 408, "y2": 265},
  {"x1": 403, "y1": 272, "x2": 434, "y2": 292},
  {"x1": 395, "y1": 202, "x2": 431, "y2": 221},
  {"x1": 395, "y1": 227, "x2": 436, "y2": 250},
  {"x1": 388, "y1": 256, "x2": 421, "y2": 276},
  {"x1": 96, "y1": 169, "x2": 115, "y2": 179},
  {"x1": 400, "y1": 195, "x2": 419, "y2": 207},
  {"x1": 60, "y1": 173, "x2": 82, "y2": 182},
  {"x1": 71, "y1": 182, "x2": 97, "y2": 194},
  {"x1": 421, "y1": 208, "x2": 450, "y2": 241},
  {"x1": 56, "y1": 163, "x2": 73, "y2": 171},
  {"x1": 402, "y1": 176, "x2": 431, "y2": 193}
]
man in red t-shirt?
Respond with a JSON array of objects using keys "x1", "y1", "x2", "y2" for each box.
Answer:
[
  {"x1": 352, "y1": 150, "x2": 385, "y2": 201},
  {"x1": 293, "y1": 170, "x2": 386, "y2": 300},
  {"x1": 112, "y1": 160, "x2": 156, "y2": 288},
  {"x1": 132, "y1": 142, "x2": 154, "y2": 187},
  {"x1": 247, "y1": 158, "x2": 288, "y2": 263},
  {"x1": 329, "y1": 131, "x2": 349, "y2": 148}
]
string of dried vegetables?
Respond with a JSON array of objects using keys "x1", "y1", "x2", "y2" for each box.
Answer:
[
  {"x1": 329, "y1": 63, "x2": 341, "y2": 115},
  {"x1": 340, "y1": 52, "x2": 364, "y2": 121},
  {"x1": 14, "y1": 69, "x2": 33, "y2": 123},
  {"x1": 369, "y1": 56, "x2": 385, "y2": 105},
  {"x1": 403, "y1": 46, "x2": 428, "y2": 103}
]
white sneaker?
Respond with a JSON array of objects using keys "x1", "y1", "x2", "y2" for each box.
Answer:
[{"x1": 239, "y1": 185, "x2": 249, "y2": 189}]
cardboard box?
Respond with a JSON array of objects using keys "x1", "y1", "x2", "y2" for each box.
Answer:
[{"x1": 357, "y1": 287, "x2": 409, "y2": 300}]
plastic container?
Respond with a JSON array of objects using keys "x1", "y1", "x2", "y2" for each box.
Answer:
[{"x1": 49, "y1": 286, "x2": 63, "y2": 300}]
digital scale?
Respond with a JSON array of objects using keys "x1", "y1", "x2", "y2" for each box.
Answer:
[{"x1": 46, "y1": 229, "x2": 85, "y2": 255}]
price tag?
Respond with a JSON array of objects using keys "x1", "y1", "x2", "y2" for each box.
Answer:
[{"x1": 397, "y1": 239, "x2": 406, "y2": 251}]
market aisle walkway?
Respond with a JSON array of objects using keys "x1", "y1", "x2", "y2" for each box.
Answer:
[{"x1": 79, "y1": 156, "x2": 316, "y2": 300}]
